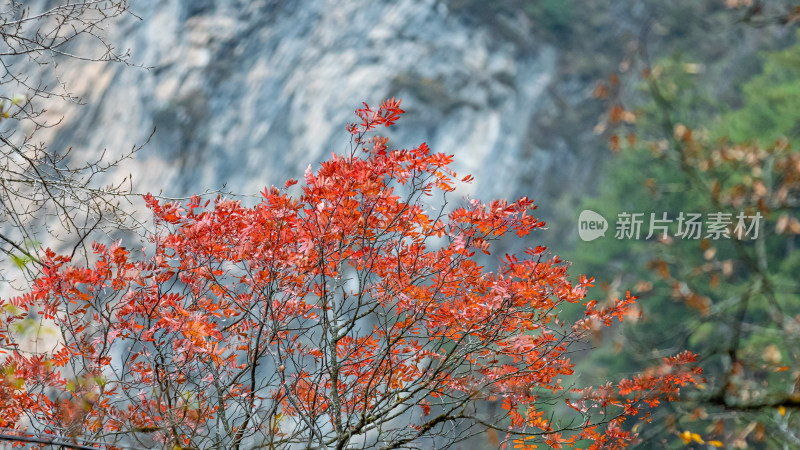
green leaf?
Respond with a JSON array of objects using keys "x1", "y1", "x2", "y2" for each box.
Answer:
[{"x1": 10, "y1": 254, "x2": 30, "y2": 269}]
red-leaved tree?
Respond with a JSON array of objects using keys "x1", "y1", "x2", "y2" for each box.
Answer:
[{"x1": 0, "y1": 99, "x2": 700, "y2": 449}]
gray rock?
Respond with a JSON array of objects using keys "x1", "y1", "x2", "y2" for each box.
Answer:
[{"x1": 30, "y1": 0, "x2": 575, "y2": 208}]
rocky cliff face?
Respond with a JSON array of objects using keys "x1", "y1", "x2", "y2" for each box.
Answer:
[
  {"x1": 14, "y1": 0, "x2": 782, "y2": 265},
  {"x1": 30, "y1": 0, "x2": 598, "y2": 229}
]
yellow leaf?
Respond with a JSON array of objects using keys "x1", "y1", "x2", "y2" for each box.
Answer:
[
  {"x1": 779, "y1": 406, "x2": 786, "y2": 416},
  {"x1": 708, "y1": 440, "x2": 724, "y2": 447},
  {"x1": 763, "y1": 344, "x2": 782, "y2": 364}
]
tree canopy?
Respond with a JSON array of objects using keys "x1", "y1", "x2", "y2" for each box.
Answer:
[{"x1": 0, "y1": 100, "x2": 700, "y2": 449}]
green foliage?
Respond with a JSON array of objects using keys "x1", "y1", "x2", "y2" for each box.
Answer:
[
  {"x1": 716, "y1": 31, "x2": 800, "y2": 146},
  {"x1": 8, "y1": 239, "x2": 41, "y2": 270},
  {"x1": 567, "y1": 32, "x2": 800, "y2": 447},
  {"x1": 9, "y1": 254, "x2": 29, "y2": 270}
]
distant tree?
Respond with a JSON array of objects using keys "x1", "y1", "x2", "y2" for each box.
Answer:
[
  {"x1": 0, "y1": 0, "x2": 144, "y2": 284},
  {"x1": 0, "y1": 99, "x2": 700, "y2": 449},
  {"x1": 582, "y1": 13, "x2": 800, "y2": 447}
]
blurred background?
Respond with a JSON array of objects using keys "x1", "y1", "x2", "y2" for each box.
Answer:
[{"x1": 3, "y1": 0, "x2": 800, "y2": 448}]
